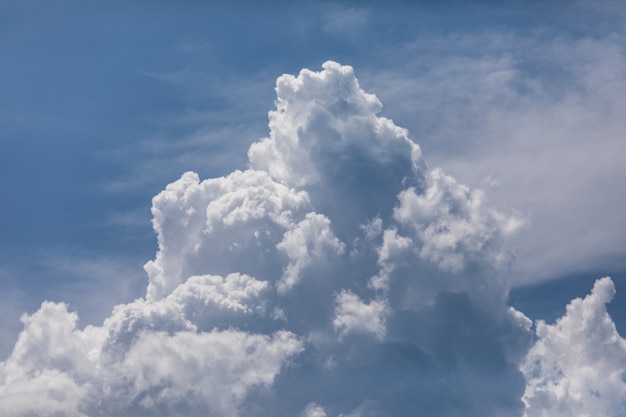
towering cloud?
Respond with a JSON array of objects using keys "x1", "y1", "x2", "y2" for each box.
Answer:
[
  {"x1": 522, "y1": 277, "x2": 626, "y2": 417},
  {"x1": 0, "y1": 62, "x2": 622, "y2": 416}
]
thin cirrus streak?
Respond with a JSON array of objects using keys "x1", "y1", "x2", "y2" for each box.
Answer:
[{"x1": 0, "y1": 62, "x2": 623, "y2": 417}]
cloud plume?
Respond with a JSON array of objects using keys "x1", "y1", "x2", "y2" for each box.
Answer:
[{"x1": 0, "y1": 61, "x2": 622, "y2": 417}]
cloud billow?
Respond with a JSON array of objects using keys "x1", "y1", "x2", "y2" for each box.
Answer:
[
  {"x1": 522, "y1": 277, "x2": 626, "y2": 417},
  {"x1": 0, "y1": 61, "x2": 623, "y2": 417}
]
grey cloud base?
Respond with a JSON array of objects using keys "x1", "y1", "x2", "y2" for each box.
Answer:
[{"x1": 0, "y1": 62, "x2": 624, "y2": 417}]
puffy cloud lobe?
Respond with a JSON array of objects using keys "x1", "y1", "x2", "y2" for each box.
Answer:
[
  {"x1": 248, "y1": 61, "x2": 425, "y2": 245},
  {"x1": 333, "y1": 290, "x2": 388, "y2": 340},
  {"x1": 248, "y1": 61, "x2": 423, "y2": 189},
  {"x1": 522, "y1": 277, "x2": 626, "y2": 417},
  {"x1": 277, "y1": 213, "x2": 344, "y2": 294},
  {"x1": 302, "y1": 403, "x2": 327, "y2": 417},
  {"x1": 394, "y1": 167, "x2": 522, "y2": 273},
  {"x1": 145, "y1": 169, "x2": 311, "y2": 301},
  {"x1": 0, "y1": 302, "x2": 97, "y2": 417},
  {"x1": 111, "y1": 329, "x2": 302, "y2": 417},
  {"x1": 379, "y1": 167, "x2": 524, "y2": 313},
  {"x1": 0, "y1": 283, "x2": 302, "y2": 417},
  {"x1": 369, "y1": 228, "x2": 412, "y2": 292},
  {"x1": 104, "y1": 272, "x2": 270, "y2": 349}
]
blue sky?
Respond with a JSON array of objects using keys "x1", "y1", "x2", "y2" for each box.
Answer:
[{"x1": 1, "y1": 1, "x2": 626, "y2": 416}]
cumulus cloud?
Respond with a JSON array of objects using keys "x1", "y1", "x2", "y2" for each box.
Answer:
[
  {"x1": 302, "y1": 402, "x2": 327, "y2": 417},
  {"x1": 0, "y1": 302, "x2": 95, "y2": 417},
  {"x1": 0, "y1": 291, "x2": 302, "y2": 417},
  {"x1": 522, "y1": 277, "x2": 626, "y2": 417},
  {"x1": 1, "y1": 61, "x2": 620, "y2": 417},
  {"x1": 333, "y1": 290, "x2": 388, "y2": 340}
]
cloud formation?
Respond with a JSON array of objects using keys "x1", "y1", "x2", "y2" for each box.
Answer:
[
  {"x1": 0, "y1": 61, "x2": 623, "y2": 417},
  {"x1": 365, "y1": 30, "x2": 626, "y2": 284},
  {"x1": 522, "y1": 277, "x2": 626, "y2": 417}
]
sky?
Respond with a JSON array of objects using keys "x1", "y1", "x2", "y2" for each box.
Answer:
[{"x1": 1, "y1": 1, "x2": 626, "y2": 416}]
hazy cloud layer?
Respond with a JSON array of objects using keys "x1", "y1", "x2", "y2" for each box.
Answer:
[{"x1": 0, "y1": 62, "x2": 623, "y2": 416}]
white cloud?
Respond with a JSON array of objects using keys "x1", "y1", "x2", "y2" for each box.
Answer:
[
  {"x1": 104, "y1": 272, "x2": 271, "y2": 345},
  {"x1": 394, "y1": 167, "x2": 523, "y2": 273},
  {"x1": 522, "y1": 277, "x2": 626, "y2": 417},
  {"x1": 248, "y1": 61, "x2": 425, "y2": 212},
  {"x1": 8, "y1": 59, "x2": 621, "y2": 417},
  {"x1": 111, "y1": 329, "x2": 302, "y2": 417},
  {"x1": 333, "y1": 290, "x2": 388, "y2": 340},
  {"x1": 145, "y1": 169, "x2": 311, "y2": 301},
  {"x1": 0, "y1": 302, "x2": 100, "y2": 417},
  {"x1": 0, "y1": 283, "x2": 302, "y2": 417},
  {"x1": 302, "y1": 402, "x2": 327, "y2": 417},
  {"x1": 368, "y1": 227, "x2": 412, "y2": 292},
  {"x1": 277, "y1": 213, "x2": 344, "y2": 294}
]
